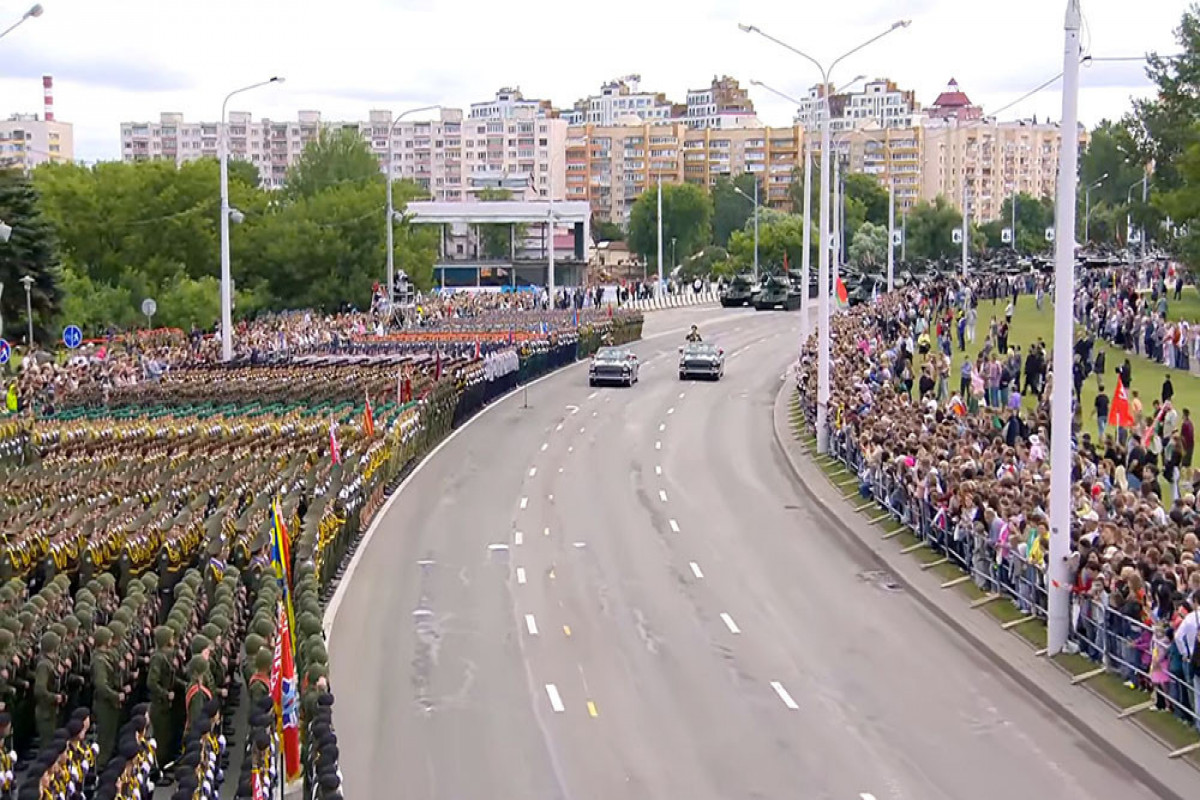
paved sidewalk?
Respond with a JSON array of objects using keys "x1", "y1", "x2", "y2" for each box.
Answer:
[{"x1": 770, "y1": 374, "x2": 1200, "y2": 800}]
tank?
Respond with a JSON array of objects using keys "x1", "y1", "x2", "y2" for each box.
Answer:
[
  {"x1": 720, "y1": 273, "x2": 758, "y2": 307},
  {"x1": 754, "y1": 272, "x2": 802, "y2": 311}
]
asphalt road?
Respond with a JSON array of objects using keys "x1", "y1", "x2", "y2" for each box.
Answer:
[{"x1": 328, "y1": 304, "x2": 1164, "y2": 800}]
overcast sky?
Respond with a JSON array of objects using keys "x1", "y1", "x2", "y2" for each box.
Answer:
[{"x1": 0, "y1": 0, "x2": 1186, "y2": 164}]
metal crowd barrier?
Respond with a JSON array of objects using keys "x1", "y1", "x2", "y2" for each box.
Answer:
[{"x1": 795, "y1": 386, "x2": 1200, "y2": 732}]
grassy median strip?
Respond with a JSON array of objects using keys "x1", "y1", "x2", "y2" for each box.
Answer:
[{"x1": 790, "y1": 394, "x2": 1200, "y2": 760}]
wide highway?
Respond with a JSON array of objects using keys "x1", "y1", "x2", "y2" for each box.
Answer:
[{"x1": 328, "y1": 305, "x2": 1161, "y2": 800}]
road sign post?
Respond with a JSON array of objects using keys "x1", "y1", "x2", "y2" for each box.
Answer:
[
  {"x1": 62, "y1": 324, "x2": 82, "y2": 350},
  {"x1": 0, "y1": 339, "x2": 9, "y2": 366}
]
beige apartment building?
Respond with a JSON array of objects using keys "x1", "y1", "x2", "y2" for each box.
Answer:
[
  {"x1": 804, "y1": 125, "x2": 924, "y2": 211},
  {"x1": 683, "y1": 126, "x2": 803, "y2": 209},
  {"x1": 0, "y1": 113, "x2": 73, "y2": 170}
]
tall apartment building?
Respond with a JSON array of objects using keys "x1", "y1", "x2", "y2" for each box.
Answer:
[
  {"x1": 794, "y1": 78, "x2": 921, "y2": 133},
  {"x1": 560, "y1": 76, "x2": 681, "y2": 127},
  {"x1": 685, "y1": 76, "x2": 759, "y2": 130},
  {"x1": 566, "y1": 122, "x2": 803, "y2": 224},
  {"x1": 469, "y1": 87, "x2": 553, "y2": 120},
  {"x1": 120, "y1": 110, "x2": 322, "y2": 189},
  {"x1": 1, "y1": 77, "x2": 73, "y2": 170},
  {"x1": 803, "y1": 125, "x2": 924, "y2": 211}
]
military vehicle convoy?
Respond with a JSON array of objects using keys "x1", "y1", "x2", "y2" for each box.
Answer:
[
  {"x1": 754, "y1": 271, "x2": 803, "y2": 311},
  {"x1": 719, "y1": 273, "x2": 758, "y2": 307}
]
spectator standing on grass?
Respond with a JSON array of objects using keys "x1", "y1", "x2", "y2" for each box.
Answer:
[
  {"x1": 1181, "y1": 409, "x2": 1194, "y2": 480},
  {"x1": 1163, "y1": 374, "x2": 1175, "y2": 405}
]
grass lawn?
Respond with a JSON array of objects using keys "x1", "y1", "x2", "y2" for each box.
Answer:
[
  {"x1": 944, "y1": 299, "x2": 1200, "y2": 433},
  {"x1": 1165, "y1": 285, "x2": 1200, "y2": 324}
]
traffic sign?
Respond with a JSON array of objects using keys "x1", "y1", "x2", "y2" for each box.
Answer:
[
  {"x1": 63, "y1": 325, "x2": 83, "y2": 349},
  {"x1": 1044, "y1": 227, "x2": 1056, "y2": 243},
  {"x1": 1001, "y1": 228, "x2": 1013, "y2": 244},
  {"x1": 0, "y1": 339, "x2": 9, "y2": 365},
  {"x1": 141, "y1": 298, "x2": 157, "y2": 318}
]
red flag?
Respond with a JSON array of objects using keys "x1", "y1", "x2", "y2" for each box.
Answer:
[
  {"x1": 784, "y1": 251, "x2": 789, "y2": 271},
  {"x1": 1142, "y1": 401, "x2": 1170, "y2": 448},
  {"x1": 835, "y1": 277, "x2": 849, "y2": 309},
  {"x1": 435, "y1": 350, "x2": 443, "y2": 381},
  {"x1": 1108, "y1": 377, "x2": 1134, "y2": 429},
  {"x1": 475, "y1": 340, "x2": 481, "y2": 361},
  {"x1": 329, "y1": 417, "x2": 341, "y2": 465},
  {"x1": 270, "y1": 600, "x2": 302, "y2": 781},
  {"x1": 252, "y1": 770, "x2": 268, "y2": 800},
  {"x1": 363, "y1": 389, "x2": 375, "y2": 437}
]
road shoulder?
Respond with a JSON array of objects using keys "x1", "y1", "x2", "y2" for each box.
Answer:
[{"x1": 769, "y1": 372, "x2": 1200, "y2": 800}]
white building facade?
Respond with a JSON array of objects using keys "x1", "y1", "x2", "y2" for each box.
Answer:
[{"x1": 0, "y1": 113, "x2": 73, "y2": 170}]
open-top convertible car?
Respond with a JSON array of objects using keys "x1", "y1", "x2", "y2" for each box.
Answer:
[
  {"x1": 589, "y1": 346, "x2": 640, "y2": 387},
  {"x1": 678, "y1": 342, "x2": 725, "y2": 381}
]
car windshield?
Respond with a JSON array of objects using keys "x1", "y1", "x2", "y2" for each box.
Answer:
[
  {"x1": 683, "y1": 343, "x2": 718, "y2": 356},
  {"x1": 596, "y1": 347, "x2": 629, "y2": 360}
]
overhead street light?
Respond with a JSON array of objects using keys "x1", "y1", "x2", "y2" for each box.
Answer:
[
  {"x1": 0, "y1": 4, "x2": 42, "y2": 42},
  {"x1": 19, "y1": 274, "x2": 33, "y2": 347},
  {"x1": 219, "y1": 76, "x2": 284, "y2": 362},
  {"x1": 739, "y1": 18, "x2": 912, "y2": 455},
  {"x1": 385, "y1": 105, "x2": 440, "y2": 319},
  {"x1": 732, "y1": 182, "x2": 762, "y2": 282}
]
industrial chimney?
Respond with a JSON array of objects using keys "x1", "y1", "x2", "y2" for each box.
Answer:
[{"x1": 43, "y1": 75, "x2": 53, "y2": 121}]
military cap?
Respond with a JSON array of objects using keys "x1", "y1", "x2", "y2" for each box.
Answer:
[
  {"x1": 0, "y1": 630, "x2": 13, "y2": 650},
  {"x1": 93, "y1": 627, "x2": 113, "y2": 646},
  {"x1": 187, "y1": 655, "x2": 207, "y2": 678},
  {"x1": 65, "y1": 719, "x2": 83, "y2": 738},
  {"x1": 252, "y1": 618, "x2": 274, "y2": 639},
  {"x1": 131, "y1": 702, "x2": 150, "y2": 718},
  {"x1": 70, "y1": 707, "x2": 90, "y2": 722},
  {"x1": 140, "y1": 572, "x2": 159, "y2": 592},
  {"x1": 251, "y1": 730, "x2": 270, "y2": 751},
  {"x1": 28, "y1": 595, "x2": 46, "y2": 610},
  {"x1": 154, "y1": 626, "x2": 174, "y2": 647},
  {"x1": 190, "y1": 635, "x2": 211, "y2": 655},
  {"x1": 318, "y1": 773, "x2": 341, "y2": 791},
  {"x1": 112, "y1": 607, "x2": 133, "y2": 625},
  {"x1": 48, "y1": 622, "x2": 66, "y2": 639},
  {"x1": 62, "y1": 615, "x2": 79, "y2": 633},
  {"x1": 118, "y1": 738, "x2": 140, "y2": 760},
  {"x1": 253, "y1": 648, "x2": 273, "y2": 672},
  {"x1": 40, "y1": 631, "x2": 61, "y2": 652},
  {"x1": 200, "y1": 623, "x2": 220, "y2": 640},
  {"x1": 108, "y1": 620, "x2": 128, "y2": 639}
]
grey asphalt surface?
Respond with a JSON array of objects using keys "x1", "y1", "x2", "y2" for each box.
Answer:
[{"x1": 328, "y1": 305, "x2": 1164, "y2": 800}]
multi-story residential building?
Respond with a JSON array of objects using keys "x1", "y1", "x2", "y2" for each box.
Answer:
[
  {"x1": 0, "y1": 113, "x2": 73, "y2": 170},
  {"x1": 469, "y1": 87, "x2": 553, "y2": 120},
  {"x1": 1, "y1": 77, "x2": 73, "y2": 170},
  {"x1": 794, "y1": 78, "x2": 921, "y2": 133},
  {"x1": 120, "y1": 110, "x2": 322, "y2": 189},
  {"x1": 924, "y1": 78, "x2": 983, "y2": 123},
  {"x1": 803, "y1": 125, "x2": 923, "y2": 211},
  {"x1": 683, "y1": 126, "x2": 803, "y2": 209},
  {"x1": 560, "y1": 76, "x2": 681, "y2": 127},
  {"x1": 685, "y1": 76, "x2": 759, "y2": 130}
]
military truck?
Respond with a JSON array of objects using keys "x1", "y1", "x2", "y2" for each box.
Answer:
[{"x1": 719, "y1": 273, "x2": 758, "y2": 307}]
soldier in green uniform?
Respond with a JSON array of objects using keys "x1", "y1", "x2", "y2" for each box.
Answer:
[
  {"x1": 91, "y1": 626, "x2": 121, "y2": 765},
  {"x1": 146, "y1": 626, "x2": 175, "y2": 768},
  {"x1": 247, "y1": 649, "x2": 273, "y2": 710},
  {"x1": 33, "y1": 631, "x2": 62, "y2": 750},
  {"x1": 182, "y1": 656, "x2": 211, "y2": 737}
]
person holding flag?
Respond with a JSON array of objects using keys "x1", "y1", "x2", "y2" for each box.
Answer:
[
  {"x1": 269, "y1": 498, "x2": 302, "y2": 785},
  {"x1": 328, "y1": 416, "x2": 341, "y2": 466},
  {"x1": 835, "y1": 276, "x2": 850, "y2": 311},
  {"x1": 363, "y1": 390, "x2": 375, "y2": 438}
]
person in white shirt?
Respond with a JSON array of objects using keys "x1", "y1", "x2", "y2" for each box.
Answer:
[{"x1": 1175, "y1": 593, "x2": 1200, "y2": 729}]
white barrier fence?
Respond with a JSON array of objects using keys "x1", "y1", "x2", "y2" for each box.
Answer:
[{"x1": 621, "y1": 290, "x2": 720, "y2": 312}]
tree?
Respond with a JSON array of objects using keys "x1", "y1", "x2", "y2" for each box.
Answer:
[
  {"x1": 848, "y1": 221, "x2": 889, "y2": 268},
  {"x1": 993, "y1": 193, "x2": 1055, "y2": 253},
  {"x1": 711, "y1": 173, "x2": 758, "y2": 247},
  {"x1": 284, "y1": 128, "x2": 382, "y2": 200},
  {"x1": 0, "y1": 169, "x2": 63, "y2": 344},
  {"x1": 727, "y1": 209, "x2": 810, "y2": 273},
  {"x1": 590, "y1": 215, "x2": 623, "y2": 243},
  {"x1": 677, "y1": 246, "x2": 728, "y2": 280},
  {"x1": 903, "y1": 196, "x2": 964, "y2": 261},
  {"x1": 843, "y1": 173, "x2": 890, "y2": 243},
  {"x1": 627, "y1": 182, "x2": 712, "y2": 268}
]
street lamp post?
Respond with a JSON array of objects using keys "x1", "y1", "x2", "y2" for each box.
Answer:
[
  {"x1": 887, "y1": 177, "x2": 895, "y2": 293},
  {"x1": 1047, "y1": 0, "x2": 1083, "y2": 656},
  {"x1": 0, "y1": 4, "x2": 42, "y2": 42},
  {"x1": 386, "y1": 106, "x2": 440, "y2": 318},
  {"x1": 961, "y1": 181, "x2": 970, "y2": 278},
  {"x1": 19, "y1": 275, "x2": 33, "y2": 347},
  {"x1": 732, "y1": 183, "x2": 761, "y2": 282},
  {"x1": 1083, "y1": 172, "x2": 1108, "y2": 244},
  {"x1": 740, "y1": 19, "x2": 912, "y2": 454},
  {"x1": 656, "y1": 175, "x2": 664, "y2": 299},
  {"x1": 671, "y1": 236, "x2": 677, "y2": 274},
  {"x1": 220, "y1": 76, "x2": 284, "y2": 362}
]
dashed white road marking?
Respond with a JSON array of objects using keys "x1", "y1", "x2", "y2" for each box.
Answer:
[
  {"x1": 541, "y1": 443, "x2": 548, "y2": 451},
  {"x1": 416, "y1": 559, "x2": 435, "y2": 566},
  {"x1": 572, "y1": 542, "x2": 587, "y2": 549},
  {"x1": 529, "y1": 467, "x2": 537, "y2": 477},
  {"x1": 514, "y1": 531, "x2": 524, "y2": 546},
  {"x1": 412, "y1": 608, "x2": 433, "y2": 618},
  {"x1": 525, "y1": 614, "x2": 539, "y2": 635},
  {"x1": 668, "y1": 519, "x2": 680, "y2": 533},
  {"x1": 720, "y1": 613, "x2": 741, "y2": 635},
  {"x1": 487, "y1": 543, "x2": 509, "y2": 552},
  {"x1": 568, "y1": 446, "x2": 574, "y2": 453},
  {"x1": 771, "y1": 681, "x2": 799, "y2": 710},
  {"x1": 655, "y1": 465, "x2": 662, "y2": 475},
  {"x1": 556, "y1": 423, "x2": 564, "y2": 431},
  {"x1": 667, "y1": 407, "x2": 675, "y2": 415},
  {"x1": 516, "y1": 567, "x2": 527, "y2": 584},
  {"x1": 558, "y1": 468, "x2": 564, "y2": 473},
  {"x1": 859, "y1": 795, "x2": 877, "y2": 800},
  {"x1": 679, "y1": 392, "x2": 685, "y2": 398},
  {"x1": 658, "y1": 490, "x2": 668, "y2": 502},
  {"x1": 659, "y1": 423, "x2": 666, "y2": 431},
  {"x1": 548, "y1": 494, "x2": 554, "y2": 501},
  {"x1": 689, "y1": 562, "x2": 704, "y2": 578},
  {"x1": 545, "y1": 684, "x2": 565, "y2": 712},
  {"x1": 579, "y1": 427, "x2": 586, "y2": 433},
  {"x1": 592, "y1": 411, "x2": 597, "y2": 417},
  {"x1": 655, "y1": 441, "x2": 662, "y2": 450},
  {"x1": 587, "y1": 391, "x2": 598, "y2": 400},
  {"x1": 543, "y1": 527, "x2": 551, "y2": 537},
  {"x1": 519, "y1": 497, "x2": 528, "y2": 509}
]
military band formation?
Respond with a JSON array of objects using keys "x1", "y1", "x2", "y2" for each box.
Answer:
[{"x1": 0, "y1": 301, "x2": 643, "y2": 800}]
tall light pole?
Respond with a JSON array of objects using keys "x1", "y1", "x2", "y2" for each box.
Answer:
[
  {"x1": 961, "y1": 180, "x2": 970, "y2": 278},
  {"x1": 1082, "y1": 172, "x2": 1108, "y2": 244},
  {"x1": 386, "y1": 105, "x2": 440, "y2": 317},
  {"x1": 887, "y1": 177, "x2": 895, "y2": 293},
  {"x1": 220, "y1": 76, "x2": 284, "y2": 362},
  {"x1": 740, "y1": 19, "x2": 912, "y2": 453},
  {"x1": 656, "y1": 175, "x2": 664, "y2": 298},
  {"x1": 732, "y1": 182, "x2": 761, "y2": 281},
  {"x1": 1047, "y1": 0, "x2": 1082, "y2": 656},
  {"x1": 19, "y1": 275, "x2": 33, "y2": 347},
  {"x1": 0, "y1": 4, "x2": 42, "y2": 42}
]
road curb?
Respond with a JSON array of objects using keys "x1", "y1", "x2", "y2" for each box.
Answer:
[{"x1": 769, "y1": 374, "x2": 1196, "y2": 800}]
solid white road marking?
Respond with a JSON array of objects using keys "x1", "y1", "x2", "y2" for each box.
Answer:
[
  {"x1": 587, "y1": 391, "x2": 598, "y2": 400},
  {"x1": 541, "y1": 443, "x2": 548, "y2": 451},
  {"x1": 659, "y1": 423, "x2": 666, "y2": 431},
  {"x1": 689, "y1": 562, "x2": 704, "y2": 579},
  {"x1": 655, "y1": 465, "x2": 662, "y2": 475},
  {"x1": 658, "y1": 490, "x2": 668, "y2": 502},
  {"x1": 514, "y1": 531, "x2": 524, "y2": 546},
  {"x1": 667, "y1": 407, "x2": 675, "y2": 414},
  {"x1": 529, "y1": 467, "x2": 537, "y2": 477},
  {"x1": 655, "y1": 441, "x2": 662, "y2": 450},
  {"x1": 668, "y1": 519, "x2": 680, "y2": 533},
  {"x1": 545, "y1": 684, "x2": 565, "y2": 712},
  {"x1": 859, "y1": 795, "x2": 877, "y2": 800},
  {"x1": 519, "y1": 497, "x2": 528, "y2": 509},
  {"x1": 487, "y1": 543, "x2": 509, "y2": 552},
  {"x1": 525, "y1": 614, "x2": 539, "y2": 635},
  {"x1": 573, "y1": 542, "x2": 587, "y2": 548},
  {"x1": 416, "y1": 559, "x2": 435, "y2": 566},
  {"x1": 720, "y1": 613, "x2": 741, "y2": 634},
  {"x1": 516, "y1": 567, "x2": 527, "y2": 584},
  {"x1": 771, "y1": 681, "x2": 799, "y2": 710}
]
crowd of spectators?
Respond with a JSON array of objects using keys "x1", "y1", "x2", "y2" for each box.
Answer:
[{"x1": 798, "y1": 262, "x2": 1200, "y2": 731}]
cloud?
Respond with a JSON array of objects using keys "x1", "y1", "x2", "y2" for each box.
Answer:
[{"x1": 0, "y1": 46, "x2": 193, "y2": 92}]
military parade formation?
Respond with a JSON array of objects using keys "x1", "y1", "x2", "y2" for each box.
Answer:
[{"x1": 0, "y1": 297, "x2": 644, "y2": 799}]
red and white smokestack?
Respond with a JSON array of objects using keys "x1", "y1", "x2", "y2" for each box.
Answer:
[{"x1": 42, "y1": 75, "x2": 54, "y2": 122}]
